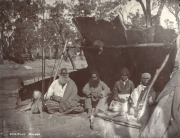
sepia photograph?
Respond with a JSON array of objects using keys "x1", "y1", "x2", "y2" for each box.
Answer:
[{"x1": 0, "y1": 0, "x2": 180, "y2": 138}]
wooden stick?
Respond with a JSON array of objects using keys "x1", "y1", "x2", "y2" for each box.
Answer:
[
  {"x1": 137, "y1": 54, "x2": 170, "y2": 120},
  {"x1": 66, "y1": 43, "x2": 173, "y2": 49},
  {"x1": 107, "y1": 4, "x2": 121, "y2": 15},
  {"x1": 94, "y1": 110, "x2": 141, "y2": 129},
  {"x1": 66, "y1": 48, "x2": 76, "y2": 70},
  {"x1": 96, "y1": 116, "x2": 141, "y2": 129},
  {"x1": 117, "y1": 14, "x2": 127, "y2": 31},
  {"x1": 54, "y1": 21, "x2": 65, "y2": 44},
  {"x1": 53, "y1": 40, "x2": 68, "y2": 81}
]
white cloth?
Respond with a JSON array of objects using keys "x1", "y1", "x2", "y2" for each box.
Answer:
[
  {"x1": 109, "y1": 100, "x2": 128, "y2": 114},
  {"x1": 118, "y1": 94, "x2": 130, "y2": 100},
  {"x1": 131, "y1": 84, "x2": 146, "y2": 107},
  {"x1": 120, "y1": 79, "x2": 128, "y2": 85},
  {"x1": 109, "y1": 94, "x2": 130, "y2": 113},
  {"x1": 44, "y1": 79, "x2": 67, "y2": 100}
]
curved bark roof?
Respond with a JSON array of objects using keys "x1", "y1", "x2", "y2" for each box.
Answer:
[
  {"x1": 73, "y1": 16, "x2": 177, "y2": 92},
  {"x1": 73, "y1": 16, "x2": 177, "y2": 46}
]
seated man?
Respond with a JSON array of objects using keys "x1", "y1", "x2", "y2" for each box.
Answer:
[
  {"x1": 44, "y1": 68, "x2": 81, "y2": 114},
  {"x1": 130, "y1": 73, "x2": 156, "y2": 119},
  {"x1": 20, "y1": 90, "x2": 43, "y2": 118},
  {"x1": 109, "y1": 68, "x2": 134, "y2": 115},
  {"x1": 83, "y1": 71, "x2": 111, "y2": 117}
]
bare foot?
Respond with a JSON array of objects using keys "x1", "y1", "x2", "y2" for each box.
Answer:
[
  {"x1": 39, "y1": 113, "x2": 43, "y2": 118},
  {"x1": 89, "y1": 115, "x2": 94, "y2": 130},
  {"x1": 55, "y1": 112, "x2": 64, "y2": 116}
]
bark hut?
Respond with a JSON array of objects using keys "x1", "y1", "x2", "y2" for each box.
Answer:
[
  {"x1": 18, "y1": 16, "x2": 177, "y2": 104},
  {"x1": 73, "y1": 16, "x2": 177, "y2": 93}
]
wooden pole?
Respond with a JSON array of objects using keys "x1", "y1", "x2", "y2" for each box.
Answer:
[
  {"x1": 41, "y1": 0, "x2": 45, "y2": 96},
  {"x1": 66, "y1": 43, "x2": 173, "y2": 49},
  {"x1": 39, "y1": 0, "x2": 46, "y2": 109}
]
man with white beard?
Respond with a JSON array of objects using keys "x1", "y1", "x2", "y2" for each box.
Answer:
[{"x1": 44, "y1": 68, "x2": 79, "y2": 114}]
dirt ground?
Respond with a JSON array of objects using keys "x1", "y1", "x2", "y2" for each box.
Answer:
[
  {"x1": 0, "y1": 91, "x2": 139, "y2": 138},
  {"x1": 0, "y1": 57, "x2": 139, "y2": 138},
  {"x1": 0, "y1": 90, "x2": 99, "y2": 138}
]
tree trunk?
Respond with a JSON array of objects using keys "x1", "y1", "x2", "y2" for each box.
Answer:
[
  {"x1": 54, "y1": 48, "x2": 58, "y2": 59},
  {"x1": 138, "y1": 0, "x2": 166, "y2": 26},
  {"x1": 66, "y1": 49, "x2": 76, "y2": 70},
  {"x1": 0, "y1": 50, "x2": 3, "y2": 64},
  {"x1": 177, "y1": 18, "x2": 180, "y2": 33},
  {"x1": 146, "y1": 0, "x2": 152, "y2": 26},
  {"x1": 136, "y1": 0, "x2": 149, "y2": 28},
  {"x1": 36, "y1": 47, "x2": 40, "y2": 59},
  {"x1": 0, "y1": 15, "x2": 4, "y2": 64},
  {"x1": 175, "y1": 5, "x2": 180, "y2": 33},
  {"x1": 154, "y1": 0, "x2": 166, "y2": 25},
  {"x1": 49, "y1": 46, "x2": 52, "y2": 59},
  {"x1": 175, "y1": 11, "x2": 180, "y2": 33}
]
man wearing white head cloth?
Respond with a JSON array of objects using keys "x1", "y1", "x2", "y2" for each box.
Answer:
[{"x1": 130, "y1": 73, "x2": 156, "y2": 117}]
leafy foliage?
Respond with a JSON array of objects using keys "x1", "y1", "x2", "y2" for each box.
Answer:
[
  {"x1": 165, "y1": 0, "x2": 180, "y2": 31},
  {"x1": 127, "y1": 10, "x2": 147, "y2": 29}
]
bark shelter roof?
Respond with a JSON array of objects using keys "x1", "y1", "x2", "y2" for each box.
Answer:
[{"x1": 73, "y1": 16, "x2": 177, "y2": 92}]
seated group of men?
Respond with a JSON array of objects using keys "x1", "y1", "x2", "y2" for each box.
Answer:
[{"x1": 43, "y1": 67, "x2": 156, "y2": 121}]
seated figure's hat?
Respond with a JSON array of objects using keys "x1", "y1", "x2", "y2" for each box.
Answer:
[
  {"x1": 60, "y1": 68, "x2": 69, "y2": 77},
  {"x1": 141, "y1": 73, "x2": 151, "y2": 79}
]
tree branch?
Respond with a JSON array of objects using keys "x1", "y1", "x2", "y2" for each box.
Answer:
[
  {"x1": 129, "y1": 3, "x2": 138, "y2": 13},
  {"x1": 136, "y1": 0, "x2": 148, "y2": 27},
  {"x1": 151, "y1": 0, "x2": 166, "y2": 25},
  {"x1": 118, "y1": 11, "x2": 125, "y2": 23},
  {"x1": 156, "y1": 0, "x2": 166, "y2": 17},
  {"x1": 166, "y1": 5, "x2": 175, "y2": 16}
]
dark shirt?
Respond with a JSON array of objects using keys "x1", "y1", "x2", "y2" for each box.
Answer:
[
  {"x1": 83, "y1": 80, "x2": 111, "y2": 97},
  {"x1": 113, "y1": 79, "x2": 135, "y2": 100}
]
